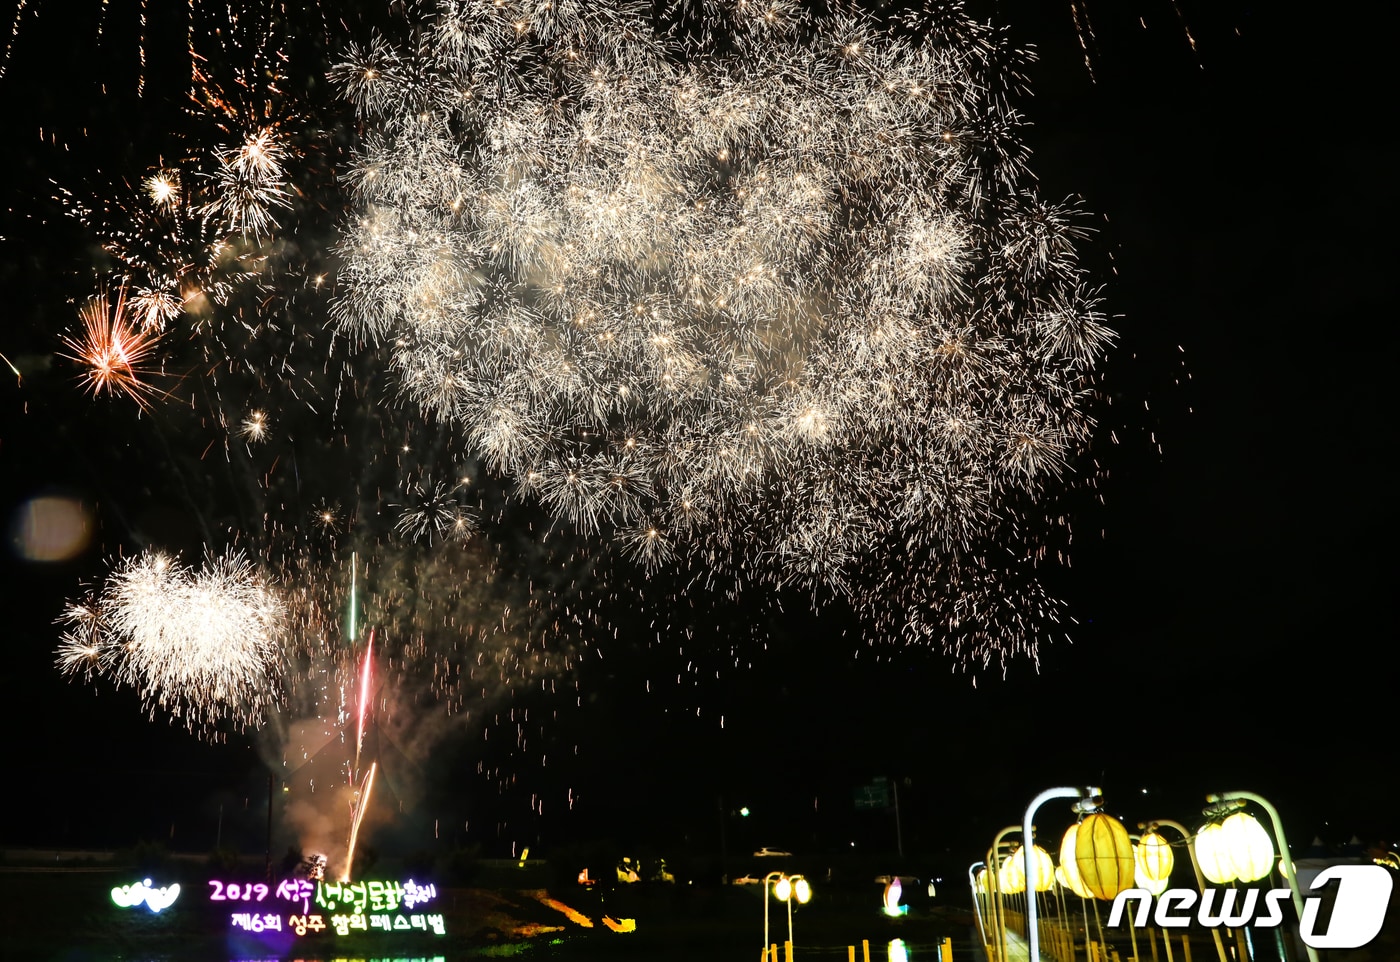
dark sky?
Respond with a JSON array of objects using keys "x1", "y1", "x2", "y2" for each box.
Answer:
[{"x1": 0, "y1": 0, "x2": 1395, "y2": 880}]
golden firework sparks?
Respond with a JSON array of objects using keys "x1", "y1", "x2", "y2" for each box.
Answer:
[
  {"x1": 62, "y1": 286, "x2": 162, "y2": 411},
  {"x1": 329, "y1": 0, "x2": 1114, "y2": 667},
  {"x1": 143, "y1": 169, "x2": 181, "y2": 209},
  {"x1": 239, "y1": 408, "x2": 269, "y2": 442}
]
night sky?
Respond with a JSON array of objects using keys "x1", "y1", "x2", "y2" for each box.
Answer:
[{"x1": 0, "y1": 0, "x2": 1395, "y2": 884}]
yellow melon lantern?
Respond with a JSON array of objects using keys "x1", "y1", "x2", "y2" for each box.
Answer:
[
  {"x1": 1195, "y1": 821, "x2": 1236, "y2": 884},
  {"x1": 1023, "y1": 844, "x2": 1056, "y2": 893},
  {"x1": 1058, "y1": 824, "x2": 1095, "y2": 899},
  {"x1": 1134, "y1": 844, "x2": 1170, "y2": 896},
  {"x1": 1219, "y1": 811, "x2": 1275, "y2": 883},
  {"x1": 1137, "y1": 830, "x2": 1174, "y2": 882},
  {"x1": 999, "y1": 852, "x2": 1026, "y2": 894},
  {"x1": 976, "y1": 867, "x2": 990, "y2": 894},
  {"x1": 1074, "y1": 813, "x2": 1136, "y2": 900}
]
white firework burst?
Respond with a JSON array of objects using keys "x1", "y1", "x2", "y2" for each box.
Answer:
[
  {"x1": 56, "y1": 549, "x2": 286, "y2": 733},
  {"x1": 395, "y1": 481, "x2": 479, "y2": 543},
  {"x1": 331, "y1": 0, "x2": 1114, "y2": 669}
]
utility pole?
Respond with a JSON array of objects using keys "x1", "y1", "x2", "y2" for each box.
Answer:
[
  {"x1": 893, "y1": 779, "x2": 903, "y2": 858},
  {"x1": 718, "y1": 795, "x2": 728, "y2": 883}
]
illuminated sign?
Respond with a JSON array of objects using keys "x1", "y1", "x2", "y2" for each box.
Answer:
[
  {"x1": 882, "y1": 878, "x2": 908, "y2": 917},
  {"x1": 112, "y1": 878, "x2": 181, "y2": 913},
  {"x1": 206, "y1": 878, "x2": 445, "y2": 938}
]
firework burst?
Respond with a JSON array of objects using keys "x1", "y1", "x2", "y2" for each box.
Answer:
[
  {"x1": 394, "y1": 480, "x2": 479, "y2": 544},
  {"x1": 332, "y1": 0, "x2": 1115, "y2": 669},
  {"x1": 56, "y1": 548, "x2": 286, "y2": 732},
  {"x1": 61, "y1": 286, "x2": 163, "y2": 410},
  {"x1": 238, "y1": 408, "x2": 270, "y2": 442}
]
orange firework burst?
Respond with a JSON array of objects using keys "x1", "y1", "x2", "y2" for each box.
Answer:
[{"x1": 62, "y1": 287, "x2": 162, "y2": 410}]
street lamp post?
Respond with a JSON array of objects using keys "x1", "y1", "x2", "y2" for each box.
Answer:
[
  {"x1": 985, "y1": 825, "x2": 1023, "y2": 962},
  {"x1": 1207, "y1": 791, "x2": 1321, "y2": 962},
  {"x1": 763, "y1": 871, "x2": 782, "y2": 962},
  {"x1": 1141, "y1": 818, "x2": 1228, "y2": 962},
  {"x1": 718, "y1": 797, "x2": 728, "y2": 883},
  {"x1": 783, "y1": 874, "x2": 810, "y2": 958},
  {"x1": 1022, "y1": 786, "x2": 1100, "y2": 962},
  {"x1": 969, "y1": 860, "x2": 989, "y2": 952},
  {"x1": 762, "y1": 871, "x2": 812, "y2": 961}
]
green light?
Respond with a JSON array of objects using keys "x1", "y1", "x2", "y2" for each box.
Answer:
[
  {"x1": 112, "y1": 878, "x2": 180, "y2": 912},
  {"x1": 739, "y1": 807, "x2": 750, "y2": 817}
]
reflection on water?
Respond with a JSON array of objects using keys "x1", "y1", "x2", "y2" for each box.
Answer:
[
  {"x1": 817, "y1": 940, "x2": 935, "y2": 962},
  {"x1": 227, "y1": 950, "x2": 541, "y2": 961},
  {"x1": 232, "y1": 957, "x2": 445, "y2": 962},
  {"x1": 74, "y1": 939, "x2": 966, "y2": 962},
  {"x1": 233, "y1": 957, "x2": 446, "y2": 962},
  {"x1": 223, "y1": 944, "x2": 928, "y2": 962}
]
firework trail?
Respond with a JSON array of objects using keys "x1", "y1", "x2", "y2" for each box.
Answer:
[
  {"x1": 1, "y1": 0, "x2": 331, "y2": 91},
  {"x1": 1069, "y1": 0, "x2": 1205, "y2": 80},
  {"x1": 333, "y1": 0, "x2": 1114, "y2": 669},
  {"x1": 341, "y1": 628, "x2": 377, "y2": 881},
  {"x1": 342, "y1": 760, "x2": 377, "y2": 882},
  {"x1": 353, "y1": 628, "x2": 373, "y2": 780}
]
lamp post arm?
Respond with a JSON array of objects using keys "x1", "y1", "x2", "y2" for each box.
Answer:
[
  {"x1": 986, "y1": 826, "x2": 1022, "y2": 886},
  {"x1": 787, "y1": 886, "x2": 794, "y2": 958},
  {"x1": 1147, "y1": 819, "x2": 1227, "y2": 962},
  {"x1": 986, "y1": 826, "x2": 1021, "y2": 962},
  {"x1": 1148, "y1": 820, "x2": 1212, "y2": 896},
  {"x1": 969, "y1": 861, "x2": 988, "y2": 951},
  {"x1": 1024, "y1": 787, "x2": 1094, "y2": 962},
  {"x1": 1209, "y1": 791, "x2": 1320, "y2": 962}
]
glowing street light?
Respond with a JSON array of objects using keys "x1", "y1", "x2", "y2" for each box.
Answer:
[
  {"x1": 1023, "y1": 786, "x2": 1101, "y2": 962},
  {"x1": 982, "y1": 824, "x2": 1032, "y2": 962},
  {"x1": 983, "y1": 825, "x2": 1021, "y2": 962},
  {"x1": 1139, "y1": 818, "x2": 1229, "y2": 962},
  {"x1": 1196, "y1": 810, "x2": 1275, "y2": 884},
  {"x1": 762, "y1": 871, "x2": 812, "y2": 961},
  {"x1": 1206, "y1": 791, "x2": 1321, "y2": 962}
]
